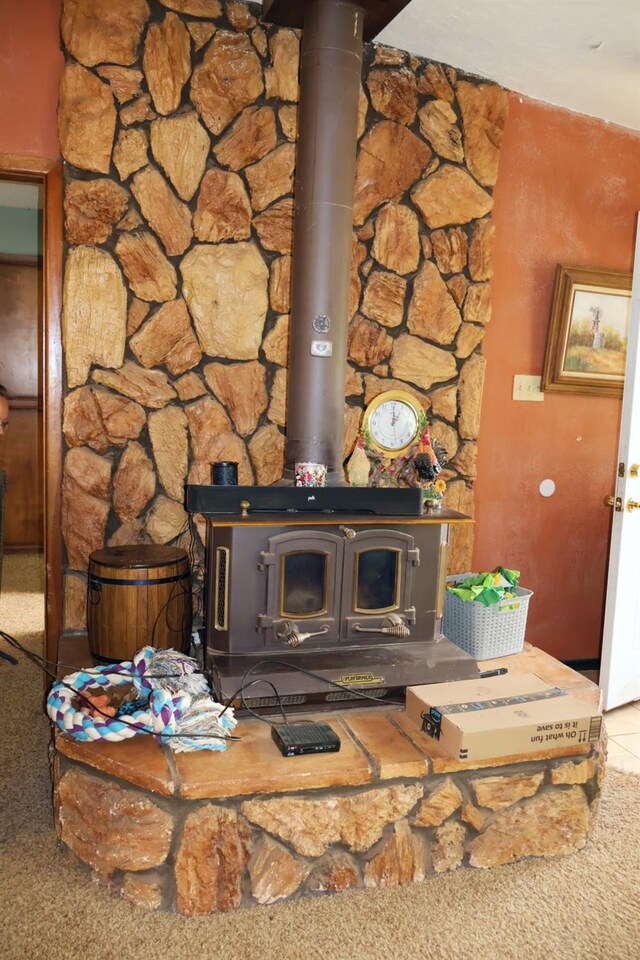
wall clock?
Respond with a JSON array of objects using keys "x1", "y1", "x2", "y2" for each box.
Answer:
[{"x1": 362, "y1": 390, "x2": 426, "y2": 459}]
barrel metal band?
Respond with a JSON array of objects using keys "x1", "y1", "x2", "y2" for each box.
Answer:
[{"x1": 89, "y1": 570, "x2": 190, "y2": 588}]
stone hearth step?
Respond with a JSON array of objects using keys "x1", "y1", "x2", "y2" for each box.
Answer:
[{"x1": 51, "y1": 645, "x2": 604, "y2": 914}]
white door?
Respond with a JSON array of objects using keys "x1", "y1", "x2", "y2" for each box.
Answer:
[{"x1": 600, "y1": 216, "x2": 640, "y2": 711}]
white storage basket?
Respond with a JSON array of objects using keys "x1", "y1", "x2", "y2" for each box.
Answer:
[{"x1": 443, "y1": 573, "x2": 533, "y2": 661}]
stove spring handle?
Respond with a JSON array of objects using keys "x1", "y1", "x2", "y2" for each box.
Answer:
[
  {"x1": 275, "y1": 620, "x2": 330, "y2": 647},
  {"x1": 353, "y1": 614, "x2": 410, "y2": 638}
]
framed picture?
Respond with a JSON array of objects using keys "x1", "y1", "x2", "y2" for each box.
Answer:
[{"x1": 541, "y1": 264, "x2": 632, "y2": 398}]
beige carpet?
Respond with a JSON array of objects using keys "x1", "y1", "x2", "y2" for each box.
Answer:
[{"x1": 1, "y1": 555, "x2": 639, "y2": 960}]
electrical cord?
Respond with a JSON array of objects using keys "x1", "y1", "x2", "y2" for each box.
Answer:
[
  {"x1": 0, "y1": 628, "x2": 243, "y2": 742},
  {"x1": 0, "y1": 640, "x2": 211, "y2": 684},
  {"x1": 187, "y1": 514, "x2": 206, "y2": 624},
  {"x1": 223, "y1": 657, "x2": 407, "y2": 709},
  {"x1": 4, "y1": 612, "x2": 405, "y2": 744},
  {"x1": 220, "y1": 659, "x2": 405, "y2": 723},
  {"x1": 149, "y1": 572, "x2": 191, "y2": 650},
  {"x1": 217, "y1": 677, "x2": 288, "y2": 727},
  {"x1": 239, "y1": 679, "x2": 288, "y2": 726},
  {"x1": 4, "y1": 627, "x2": 406, "y2": 712}
]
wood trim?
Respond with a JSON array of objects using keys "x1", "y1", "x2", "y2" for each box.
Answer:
[
  {"x1": 7, "y1": 397, "x2": 41, "y2": 410},
  {"x1": 0, "y1": 152, "x2": 64, "y2": 671},
  {"x1": 0, "y1": 154, "x2": 58, "y2": 177},
  {"x1": 43, "y1": 161, "x2": 64, "y2": 671},
  {"x1": 6, "y1": 544, "x2": 44, "y2": 555},
  {"x1": 0, "y1": 254, "x2": 40, "y2": 267}
]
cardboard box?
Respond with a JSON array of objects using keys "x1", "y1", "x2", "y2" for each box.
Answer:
[{"x1": 405, "y1": 672, "x2": 602, "y2": 762}]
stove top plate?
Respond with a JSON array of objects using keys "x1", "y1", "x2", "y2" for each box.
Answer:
[{"x1": 186, "y1": 484, "x2": 425, "y2": 516}]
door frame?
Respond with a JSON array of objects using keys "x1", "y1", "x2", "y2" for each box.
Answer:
[{"x1": 0, "y1": 153, "x2": 63, "y2": 669}]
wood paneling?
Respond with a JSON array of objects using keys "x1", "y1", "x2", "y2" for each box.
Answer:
[
  {"x1": 0, "y1": 255, "x2": 42, "y2": 551},
  {"x1": 0, "y1": 406, "x2": 43, "y2": 550},
  {"x1": 0, "y1": 257, "x2": 40, "y2": 397}
]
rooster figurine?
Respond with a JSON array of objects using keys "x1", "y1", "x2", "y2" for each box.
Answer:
[
  {"x1": 413, "y1": 423, "x2": 441, "y2": 483},
  {"x1": 346, "y1": 433, "x2": 371, "y2": 487}
]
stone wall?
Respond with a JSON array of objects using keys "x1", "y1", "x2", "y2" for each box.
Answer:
[
  {"x1": 52, "y1": 732, "x2": 604, "y2": 914},
  {"x1": 57, "y1": 0, "x2": 509, "y2": 631}
]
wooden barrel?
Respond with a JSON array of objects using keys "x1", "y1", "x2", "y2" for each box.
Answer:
[{"x1": 87, "y1": 545, "x2": 191, "y2": 662}]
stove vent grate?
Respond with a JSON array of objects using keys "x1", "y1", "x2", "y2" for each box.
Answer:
[
  {"x1": 325, "y1": 688, "x2": 388, "y2": 702},
  {"x1": 245, "y1": 694, "x2": 309, "y2": 708},
  {"x1": 214, "y1": 547, "x2": 229, "y2": 631}
]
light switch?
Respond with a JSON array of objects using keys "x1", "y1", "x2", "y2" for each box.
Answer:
[{"x1": 513, "y1": 375, "x2": 544, "y2": 402}]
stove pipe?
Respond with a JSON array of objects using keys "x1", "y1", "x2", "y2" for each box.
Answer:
[{"x1": 282, "y1": 0, "x2": 364, "y2": 485}]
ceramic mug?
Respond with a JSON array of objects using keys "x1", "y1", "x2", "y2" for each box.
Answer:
[{"x1": 294, "y1": 462, "x2": 327, "y2": 487}]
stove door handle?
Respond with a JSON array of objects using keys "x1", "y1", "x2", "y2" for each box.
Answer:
[
  {"x1": 353, "y1": 614, "x2": 410, "y2": 638},
  {"x1": 275, "y1": 620, "x2": 330, "y2": 647}
]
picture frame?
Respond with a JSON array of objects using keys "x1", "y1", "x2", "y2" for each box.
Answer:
[{"x1": 541, "y1": 264, "x2": 632, "y2": 398}]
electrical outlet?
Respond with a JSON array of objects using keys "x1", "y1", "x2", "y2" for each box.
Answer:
[{"x1": 513, "y1": 375, "x2": 545, "y2": 402}]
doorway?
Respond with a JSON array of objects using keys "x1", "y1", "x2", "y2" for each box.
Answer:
[
  {"x1": 0, "y1": 180, "x2": 44, "y2": 552},
  {"x1": 0, "y1": 154, "x2": 63, "y2": 668}
]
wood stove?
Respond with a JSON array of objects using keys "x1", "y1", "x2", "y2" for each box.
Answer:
[
  {"x1": 185, "y1": 0, "x2": 481, "y2": 709},
  {"x1": 187, "y1": 487, "x2": 479, "y2": 709}
]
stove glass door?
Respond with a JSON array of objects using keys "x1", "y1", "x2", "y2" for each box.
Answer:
[
  {"x1": 259, "y1": 530, "x2": 342, "y2": 646},
  {"x1": 341, "y1": 529, "x2": 418, "y2": 642},
  {"x1": 355, "y1": 548, "x2": 400, "y2": 612},
  {"x1": 281, "y1": 551, "x2": 328, "y2": 618}
]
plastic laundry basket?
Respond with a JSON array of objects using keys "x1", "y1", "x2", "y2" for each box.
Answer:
[{"x1": 443, "y1": 572, "x2": 533, "y2": 661}]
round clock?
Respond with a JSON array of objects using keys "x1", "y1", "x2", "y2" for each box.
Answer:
[{"x1": 362, "y1": 390, "x2": 425, "y2": 458}]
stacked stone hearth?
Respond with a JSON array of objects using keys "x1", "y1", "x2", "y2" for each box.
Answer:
[
  {"x1": 57, "y1": 0, "x2": 509, "y2": 630},
  {"x1": 55, "y1": 750, "x2": 603, "y2": 914},
  {"x1": 52, "y1": 660, "x2": 605, "y2": 915}
]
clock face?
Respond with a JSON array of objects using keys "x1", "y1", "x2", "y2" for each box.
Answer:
[{"x1": 369, "y1": 398, "x2": 419, "y2": 453}]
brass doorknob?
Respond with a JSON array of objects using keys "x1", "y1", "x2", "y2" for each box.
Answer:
[
  {"x1": 604, "y1": 495, "x2": 615, "y2": 507},
  {"x1": 627, "y1": 500, "x2": 640, "y2": 512},
  {"x1": 631, "y1": 464, "x2": 639, "y2": 479}
]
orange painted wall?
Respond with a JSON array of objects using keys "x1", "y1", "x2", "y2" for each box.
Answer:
[
  {"x1": 473, "y1": 95, "x2": 640, "y2": 661},
  {"x1": 0, "y1": 1, "x2": 63, "y2": 158}
]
